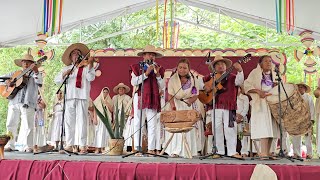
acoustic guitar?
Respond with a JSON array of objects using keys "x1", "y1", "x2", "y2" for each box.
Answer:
[
  {"x1": 198, "y1": 54, "x2": 252, "y2": 105},
  {"x1": 0, "y1": 56, "x2": 47, "y2": 99}
]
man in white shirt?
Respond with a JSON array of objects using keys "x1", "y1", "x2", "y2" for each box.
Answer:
[
  {"x1": 202, "y1": 55, "x2": 244, "y2": 158},
  {"x1": 130, "y1": 45, "x2": 164, "y2": 156},
  {"x1": 3, "y1": 53, "x2": 43, "y2": 153},
  {"x1": 54, "y1": 43, "x2": 95, "y2": 155},
  {"x1": 291, "y1": 83, "x2": 314, "y2": 159}
]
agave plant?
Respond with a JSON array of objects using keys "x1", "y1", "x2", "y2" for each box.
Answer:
[{"x1": 94, "y1": 100, "x2": 125, "y2": 139}]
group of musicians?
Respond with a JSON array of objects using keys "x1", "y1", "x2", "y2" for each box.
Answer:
[{"x1": 2, "y1": 43, "x2": 318, "y2": 160}]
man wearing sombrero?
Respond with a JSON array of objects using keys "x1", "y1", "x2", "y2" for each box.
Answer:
[
  {"x1": 54, "y1": 43, "x2": 95, "y2": 155},
  {"x1": 112, "y1": 82, "x2": 132, "y2": 118},
  {"x1": 112, "y1": 83, "x2": 132, "y2": 151},
  {"x1": 130, "y1": 45, "x2": 165, "y2": 156},
  {"x1": 202, "y1": 55, "x2": 244, "y2": 159},
  {"x1": 291, "y1": 82, "x2": 314, "y2": 159},
  {"x1": 3, "y1": 53, "x2": 43, "y2": 153}
]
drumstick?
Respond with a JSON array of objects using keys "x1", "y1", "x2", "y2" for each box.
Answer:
[{"x1": 180, "y1": 99, "x2": 190, "y2": 106}]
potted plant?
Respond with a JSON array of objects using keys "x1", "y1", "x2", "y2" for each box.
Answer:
[{"x1": 94, "y1": 101, "x2": 125, "y2": 155}]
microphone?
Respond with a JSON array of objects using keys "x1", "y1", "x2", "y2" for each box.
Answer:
[
  {"x1": 205, "y1": 52, "x2": 211, "y2": 65},
  {"x1": 77, "y1": 53, "x2": 84, "y2": 62},
  {"x1": 152, "y1": 61, "x2": 158, "y2": 74},
  {"x1": 274, "y1": 64, "x2": 280, "y2": 73},
  {"x1": 0, "y1": 77, "x2": 11, "y2": 80}
]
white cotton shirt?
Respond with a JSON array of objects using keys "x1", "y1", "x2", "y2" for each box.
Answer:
[
  {"x1": 54, "y1": 65, "x2": 95, "y2": 100},
  {"x1": 236, "y1": 94, "x2": 249, "y2": 117}
]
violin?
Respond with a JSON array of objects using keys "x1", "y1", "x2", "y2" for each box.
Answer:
[{"x1": 77, "y1": 57, "x2": 99, "y2": 67}]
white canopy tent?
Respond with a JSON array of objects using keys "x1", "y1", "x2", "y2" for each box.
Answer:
[{"x1": 1, "y1": 0, "x2": 319, "y2": 47}]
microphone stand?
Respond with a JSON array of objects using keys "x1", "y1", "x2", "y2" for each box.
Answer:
[
  {"x1": 35, "y1": 57, "x2": 82, "y2": 156},
  {"x1": 123, "y1": 61, "x2": 167, "y2": 158},
  {"x1": 200, "y1": 62, "x2": 243, "y2": 160},
  {"x1": 0, "y1": 77, "x2": 11, "y2": 82},
  {"x1": 274, "y1": 67, "x2": 302, "y2": 162}
]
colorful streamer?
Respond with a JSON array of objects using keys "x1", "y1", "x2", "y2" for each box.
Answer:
[
  {"x1": 275, "y1": 0, "x2": 295, "y2": 34},
  {"x1": 42, "y1": 0, "x2": 64, "y2": 36},
  {"x1": 170, "y1": 0, "x2": 173, "y2": 48},
  {"x1": 156, "y1": 0, "x2": 159, "y2": 41},
  {"x1": 163, "y1": 0, "x2": 167, "y2": 49}
]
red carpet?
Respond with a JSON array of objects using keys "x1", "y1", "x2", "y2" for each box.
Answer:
[{"x1": 1, "y1": 160, "x2": 320, "y2": 180}]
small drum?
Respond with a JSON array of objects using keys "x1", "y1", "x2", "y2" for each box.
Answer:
[
  {"x1": 266, "y1": 83, "x2": 312, "y2": 135},
  {"x1": 160, "y1": 110, "x2": 200, "y2": 129}
]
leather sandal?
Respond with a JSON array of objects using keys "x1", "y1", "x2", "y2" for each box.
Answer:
[
  {"x1": 259, "y1": 153, "x2": 269, "y2": 160},
  {"x1": 78, "y1": 149, "x2": 88, "y2": 155},
  {"x1": 232, "y1": 153, "x2": 244, "y2": 159}
]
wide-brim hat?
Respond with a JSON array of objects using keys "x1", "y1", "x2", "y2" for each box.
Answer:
[
  {"x1": 209, "y1": 55, "x2": 232, "y2": 71},
  {"x1": 113, "y1": 83, "x2": 130, "y2": 94},
  {"x1": 14, "y1": 54, "x2": 36, "y2": 67},
  {"x1": 62, "y1": 43, "x2": 90, "y2": 65},
  {"x1": 296, "y1": 82, "x2": 311, "y2": 93},
  {"x1": 137, "y1": 45, "x2": 162, "y2": 58}
]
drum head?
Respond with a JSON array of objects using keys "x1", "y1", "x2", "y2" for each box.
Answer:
[{"x1": 266, "y1": 83, "x2": 296, "y2": 104}]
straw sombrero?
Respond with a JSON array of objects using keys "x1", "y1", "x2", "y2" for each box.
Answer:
[
  {"x1": 209, "y1": 55, "x2": 232, "y2": 71},
  {"x1": 62, "y1": 43, "x2": 90, "y2": 66},
  {"x1": 14, "y1": 54, "x2": 36, "y2": 67},
  {"x1": 113, "y1": 83, "x2": 130, "y2": 94},
  {"x1": 137, "y1": 45, "x2": 162, "y2": 58},
  {"x1": 296, "y1": 82, "x2": 311, "y2": 93}
]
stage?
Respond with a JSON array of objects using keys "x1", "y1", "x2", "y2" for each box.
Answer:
[{"x1": 1, "y1": 152, "x2": 320, "y2": 180}]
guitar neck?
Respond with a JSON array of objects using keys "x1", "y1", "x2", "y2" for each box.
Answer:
[
  {"x1": 16, "y1": 66, "x2": 33, "y2": 80},
  {"x1": 215, "y1": 66, "x2": 234, "y2": 83},
  {"x1": 215, "y1": 57, "x2": 246, "y2": 83}
]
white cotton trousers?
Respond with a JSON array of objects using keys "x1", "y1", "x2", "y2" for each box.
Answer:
[
  {"x1": 64, "y1": 99, "x2": 88, "y2": 147},
  {"x1": 292, "y1": 134, "x2": 312, "y2": 156},
  {"x1": 5, "y1": 103, "x2": 35, "y2": 150},
  {"x1": 133, "y1": 93, "x2": 157, "y2": 150},
  {"x1": 270, "y1": 131, "x2": 289, "y2": 154},
  {"x1": 123, "y1": 116, "x2": 134, "y2": 147},
  {"x1": 155, "y1": 113, "x2": 163, "y2": 150},
  {"x1": 208, "y1": 109, "x2": 237, "y2": 156}
]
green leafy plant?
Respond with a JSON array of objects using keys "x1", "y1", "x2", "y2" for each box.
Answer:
[{"x1": 94, "y1": 100, "x2": 125, "y2": 139}]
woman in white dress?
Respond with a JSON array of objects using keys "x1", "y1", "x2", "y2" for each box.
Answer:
[
  {"x1": 48, "y1": 90, "x2": 64, "y2": 150},
  {"x1": 93, "y1": 87, "x2": 113, "y2": 154},
  {"x1": 166, "y1": 58, "x2": 204, "y2": 158},
  {"x1": 244, "y1": 55, "x2": 279, "y2": 160},
  {"x1": 87, "y1": 98, "x2": 96, "y2": 149}
]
